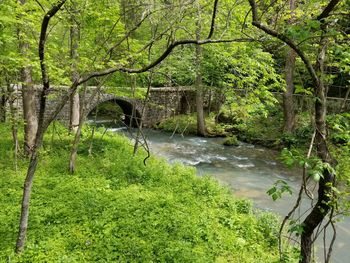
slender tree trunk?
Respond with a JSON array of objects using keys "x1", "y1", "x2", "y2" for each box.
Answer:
[
  {"x1": 69, "y1": 92, "x2": 80, "y2": 132},
  {"x1": 16, "y1": 150, "x2": 40, "y2": 253},
  {"x1": 69, "y1": 4, "x2": 80, "y2": 132},
  {"x1": 69, "y1": 86, "x2": 86, "y2": 174},
  {"x1": 283, "y1": 49, "x2": 296, "y2": 133},
  {"x1": 0, "y1": 87, "x2": 6, "y2": 122},
  {"x1": 88, "y1": 92, "x2": 100, "y2": 156},
  {"x1": 21, "y1": 70, "x2": 38, "y2": 155},
  {"x1": 195, "y1": 0, "x2": 207, "y2": 136},
  {"x1": 16, "y1": 1, "x2": 67, "y2": 253},
  {"x1": 300, "y1": 31, "x2": 335, "y2": 263},
  {"x1": 70, "y1": 82, "x2": 103, "y2": 173},
  {"x1": 6, "y1": 81, "x2": 19, "y2": 169},
  {"x1": 283, "y1": 0, "x2": 297, "y2": 133},
  {"x1": 18, "y1": 0, "x2": 38, "y2": 155}
]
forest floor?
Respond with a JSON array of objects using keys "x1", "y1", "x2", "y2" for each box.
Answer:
[{"x1": 0, "y1": 123, "x2": 286, "y2": 262}]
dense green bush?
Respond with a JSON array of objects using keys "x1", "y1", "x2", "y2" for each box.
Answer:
[
  {"x1": 0, "y1": 124, "x2": 282, "y2": 262},
  {"x1": 156, "y1": 114, "x2": 197, "y2": 135},
  {"x1": 328, "y1": 113, "x2": 350, "y2": 145},
  {"x1": 222, "y1": 135, "x2": 239, "y2": 146}
]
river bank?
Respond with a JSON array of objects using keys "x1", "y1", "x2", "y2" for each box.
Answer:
[
  {"x1": 0, "y1": 123, "x2": 283, "y2": 262},
  {"x1": 155, "y1": 112, "x2": 310, "y2": 150},
  {"x1": 155, "y1": 111, "x2": 349, "y2": 151},
  {"x1": 117, "y1": 128, "x2": 350, "y2": 263}
]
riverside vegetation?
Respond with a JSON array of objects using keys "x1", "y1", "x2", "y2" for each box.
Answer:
[
  {"x1": 156, "y1": 105, "x2": 350, "y2": 151},
  {"x1": 0, "y1": 123, "x2": 287, "y2": 262}
]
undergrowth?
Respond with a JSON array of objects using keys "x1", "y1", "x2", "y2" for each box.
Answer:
[
  {"x1": 0, "y1": 123, "x2": 285, "y2": 262},
  {"x1": 156, "y1": 108, "x2": 349, "y2": 151}
]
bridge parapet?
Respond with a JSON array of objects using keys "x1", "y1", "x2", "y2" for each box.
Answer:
[{"x1": 5, "y1": 85, "x2": 347, "y2": 128}]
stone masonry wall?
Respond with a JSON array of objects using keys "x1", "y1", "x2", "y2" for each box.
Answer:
[{"x1": 5, "y1": 85, "x2": 349, "y2": 128}]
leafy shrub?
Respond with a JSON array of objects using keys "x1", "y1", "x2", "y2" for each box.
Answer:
[
  {"x1": 223, "y1": 135, "x2": 239, "y2": 146},
  {"x1": 156, "y1": 114, "x2": 197, "y2": 135},
  {"x1": 328, "y1": 113, "x2": 350, "y2": 145}
]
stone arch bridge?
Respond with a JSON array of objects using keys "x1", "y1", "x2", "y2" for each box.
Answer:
[
  {"x1": 45, "y1": 87, "x2": 222, "y2": 127},
  {"x1": 9, "y1": 86, "x2": 349, "y2": 127}
]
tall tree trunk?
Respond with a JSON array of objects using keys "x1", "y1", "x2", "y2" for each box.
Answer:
[
  {"x1": 69, "y1": 86, "x2": 87, "y2": 174},
  {"x1": 7, "y1": 82, "x2": 19, "y2": 158},
  {"x1": 283, "y1": 0, "x2": 297, "y2": 133},
  {"x1": 69, "y1": 4, "x2": 80, "y2": 132},
  {"x1": 18, "y1": 0, "x2": 38, "y2": 155},
  {"x1": 300, "y1": 33, "x2": 335, "y2": 263},
  {"x1": 69, "y1": 92, "x2": 80, "y2": 132},
  {"x1": 16, "y1": 150, "x2": 40, "y2": 252},
  {"x1": 16, "y1": 1, "x2": 67, "y2": 253},
  {"x1": 283, "y1": 49, "x2": 296, "y2": 133},
  {"x1": 0, "y1": 87, "x2": 6, "y2": 122},
  {"x1": 195, "y1": 0, "x2": 207, "y2": 137},
  {"x1": 21, "y1": 68, "x2": 38, "y2": 155}
]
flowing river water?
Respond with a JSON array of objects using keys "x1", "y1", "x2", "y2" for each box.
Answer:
[{"x1": 101, "y1": 123, "x2": 349, "y2": 262}]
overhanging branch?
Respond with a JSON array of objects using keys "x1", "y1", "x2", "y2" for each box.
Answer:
[
  {"x1": 38, "y1": 0, "x2": 67, "y2": 130},
  {"x1": 207, "y1": 0, "x2": 219, "y2": 39},
  {"x1": 317, "y1": 0, "x2": 341, "y2": 21},
  {"x1": 248, "y1": 0, "x2": 319, "y2": 86},
  {"x1": 78, "y1": 37, "x2": 253, "y2": 84}
]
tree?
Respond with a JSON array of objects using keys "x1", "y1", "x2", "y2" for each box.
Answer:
[
  {"x1": 283, "y1": 0, "x2": 297, "y2": 133},
  {"x1": 68, "y1": 1, "x2": 80, "y2": 132},
  {"x1": 18, "y1": 0, "x2": 38, "y2": 155},
  {"x1": 0, "y1": 87, "x2": 6, "y2": 122},
  {"x1": 195, "y1": 0, "x2": 207, "y2": 136},
  {"x1": 247, "y1": 0, "x2": 342, "y2": 262}
]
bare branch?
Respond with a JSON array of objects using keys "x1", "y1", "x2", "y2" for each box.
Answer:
[
  {"x1": 78, "y1": 38, "x2": 253, "y2": 85},
  {"x1": 38, "y1": 0, "x2": 66, "y2": 129},
  {"x1": 106, "y1": 12, "x2": 152, "y2": 59},
  {"x1": 39, "y1": 0, "x2": 66, "y2": 90},
  {"x1": 207, "y1": 0, "x2": 219, "y2": 39},
  {"x1": 247, "y1": 0, "x2": 319, "y2": 86},
  {"x1": 34, "y1": 0, "x2": 45, "y2": 12},
  {"x1": 317, "y1": 0, "x2": 341, "y2": 21}
]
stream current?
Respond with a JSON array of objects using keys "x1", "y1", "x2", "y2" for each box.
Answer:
[{"x1": 107, "y1": 126, "x2": 349, "y2": 262}]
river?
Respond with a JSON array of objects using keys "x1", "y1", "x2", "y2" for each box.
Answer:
[{"x1": 106, "y1": 125, "x2": 349, "y2": 262}]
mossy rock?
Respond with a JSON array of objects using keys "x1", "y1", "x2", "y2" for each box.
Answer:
[{"x1": 223, "y1": 135, "x2": 239, "y2": 146}]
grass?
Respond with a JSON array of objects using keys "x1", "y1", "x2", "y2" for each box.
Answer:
[{"x1": 0, "y1": 123, "x2": 284, "y2": 262}]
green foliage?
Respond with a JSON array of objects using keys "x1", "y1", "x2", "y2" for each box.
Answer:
[
  {"x1": 280, "y1": 148, "x2": 336, "y2": 182},
  {"x1": 222, "y1": 135, "x2": 239, "y2": 146},
  {"x1": 328, "y1": 113, "x2": 350, "y2": 145},
  {"x1": 90, "y1": 101, "x2": 123, "y2": 117},
  {"x1": 223, "y1": 105, "x2": 285, "y2": 148},
  {"x1": 331, "y1": 141, "x2": 350, "y2": 218},
  {"x1": 267, "y1": 180, "x2": 293, "y2": 201},
  {"x1": 0, "y1": 123, "x2": 282, "y2": 262},
  {"x1": 214, "y1": 43, "x2": 284, "y2": 130},
  {"x1": 287, "y1": 221, "x2": 304, "y2": 237},
  {"x1": 156, "y1": 114, "x2": 198, "y2": 135}
]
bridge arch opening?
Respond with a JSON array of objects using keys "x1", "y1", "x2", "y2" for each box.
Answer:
[{"x1": 87, "y1": 98, "x2": 141, "y2": 127}]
